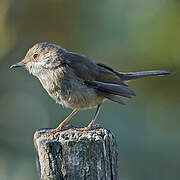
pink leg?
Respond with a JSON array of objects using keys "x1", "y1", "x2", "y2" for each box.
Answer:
[
  {"x1": 51, "y1": 108, "x2": 79, "y2": 134},
  {"x1": 74, "y1": 105, "x2": 101, "y2": 131}
]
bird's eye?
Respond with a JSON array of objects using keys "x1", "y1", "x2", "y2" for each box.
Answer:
[{"x1": 33, "y1": 53, "x2": 38, "y2": 60}]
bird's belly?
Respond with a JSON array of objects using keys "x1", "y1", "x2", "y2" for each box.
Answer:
[
  {"x1": 59, "y1": 90, "x2": 103, "y2": 109},
  {"x1": 45, "y1": 79, "x2": 104, "y2": 109}
]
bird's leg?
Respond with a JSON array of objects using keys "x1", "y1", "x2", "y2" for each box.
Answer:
[
  {"x1": 87, "y1": 104, "x2": 101, "y2": 129},
  {"x1": 51, "y1": 108, "x2": 79, "y2": 134},
  {"x1": 74, "y1": 104, "x2": 101, "y2": 131}
]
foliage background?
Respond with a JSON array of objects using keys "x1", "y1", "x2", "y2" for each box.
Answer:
[{"x1": 0, "y1": 0, "x2": 179, "y2": 179}]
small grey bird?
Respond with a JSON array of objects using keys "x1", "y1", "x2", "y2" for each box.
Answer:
[{"x1": 10, "y1": 42, "x2": 171, "y2": 133}]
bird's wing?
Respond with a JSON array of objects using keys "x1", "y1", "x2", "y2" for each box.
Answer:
[
  {"x1": 64, "y1": 52, "x2": 124, "y2": 84},
  {"x1": 95, "y1": 63, "x2": 127, "y2": 86},
  {"x1": 64, "y1": 52, "x2": 135, "y2": 104},
  {"x1": 64, "y1": 52, "x2": 98, "y2": 81},
  {"x1": 84, "y1": 80, "x2": 135, "y2": 98}
]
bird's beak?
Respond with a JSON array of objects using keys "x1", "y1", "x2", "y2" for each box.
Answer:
[{"x1": 10, "y1": 60, "x2": 25, "y2": 69}]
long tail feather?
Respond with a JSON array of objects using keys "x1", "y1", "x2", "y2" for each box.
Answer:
[{"x1": 118, "y1": 70, "x2": 172, "y2": 81}]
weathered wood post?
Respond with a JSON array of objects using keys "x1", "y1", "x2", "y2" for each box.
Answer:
[{"x1": 34, "y1": 128, "x2": 120, "y2": 180}]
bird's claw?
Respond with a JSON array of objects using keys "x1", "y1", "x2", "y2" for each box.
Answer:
[
  {"x1": 72, "y1": 124, "x2": 99, "y2": 132},
  {"x1": 50, "y1": 125, "x2": 71, "y2": 134}
]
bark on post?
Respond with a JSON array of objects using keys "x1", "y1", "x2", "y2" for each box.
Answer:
[{"x1": 34, "y1": 127, "x2": 120, "y2": 180}]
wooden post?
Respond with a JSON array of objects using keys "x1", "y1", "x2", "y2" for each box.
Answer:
[{"x1": 34, "y1": 128, "x2": 120, "y2": 180}]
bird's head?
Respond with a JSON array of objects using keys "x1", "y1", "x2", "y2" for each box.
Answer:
[{"x1": 10, "y1": 42, "x2": 66, "y2": 77}]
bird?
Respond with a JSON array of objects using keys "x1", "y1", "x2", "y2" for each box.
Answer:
[{"x1": 10, "y1": 42, "x2": 171, "y2": 133}]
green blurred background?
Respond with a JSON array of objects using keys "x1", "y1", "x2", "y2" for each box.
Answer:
[{"x1": 0, "y1": 0, "x2": 179, "y2": 179}]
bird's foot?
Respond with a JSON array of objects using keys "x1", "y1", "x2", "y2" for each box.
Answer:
[
  {"x1": 73, "y1": 124, "x2": 99, "y2": 132},
  {"x1": 50, "y1": 125, "x2": 71, "y2": 134}
]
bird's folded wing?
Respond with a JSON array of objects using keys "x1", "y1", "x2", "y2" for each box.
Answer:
[
  {"x1": 84, "y1": 80, "x2": 136, "y2": 98},
  {"x1": 64, "y1": 52, "x2": 136, "y2": 104},
  {"x1": 96, "y1": 91, "x2": 125, "y2": 104},
  {"x1": 65, "y1": 52, "x2": 123, "y2": 84},
  {"x1": 64, "y1": 52, "x2": 98, "y2": 81}
]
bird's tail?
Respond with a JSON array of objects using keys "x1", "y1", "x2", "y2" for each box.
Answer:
[{"x1": 118, "y1": 70, "x2": 172, "y2": 81}]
